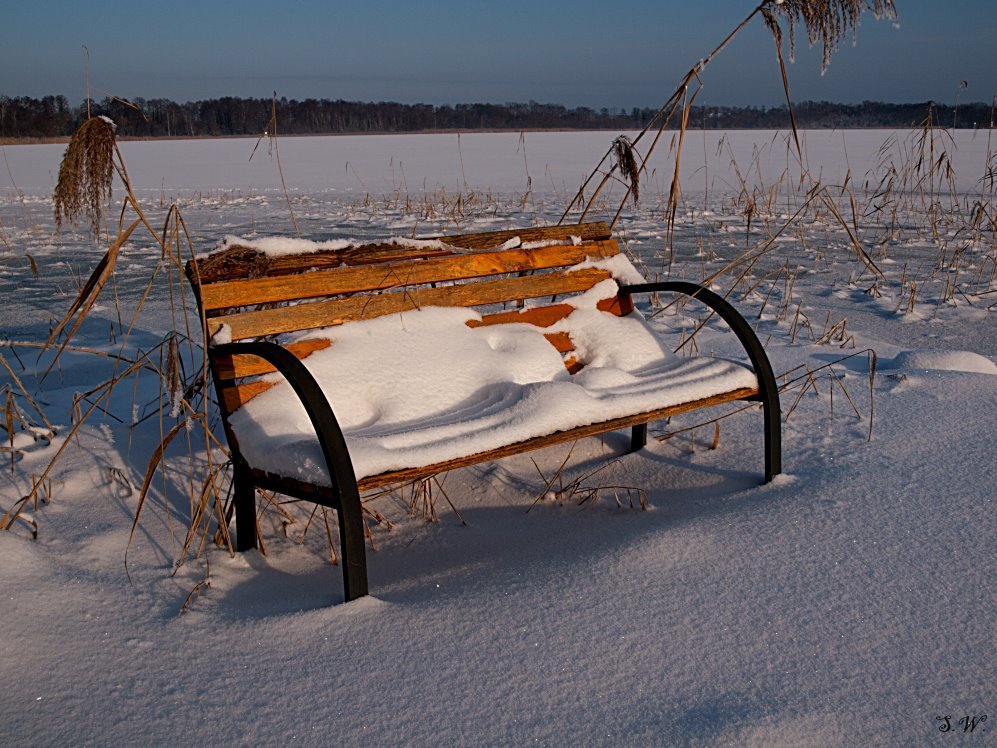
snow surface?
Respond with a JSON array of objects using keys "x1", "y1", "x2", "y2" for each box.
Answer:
[{"x1": 1, "y1": 130, "x2": 995, "y2": 746}]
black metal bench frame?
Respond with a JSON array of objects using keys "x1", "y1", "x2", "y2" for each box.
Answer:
[{"x1": 208, "y1": 279, "x2": 781, "y2": 603}]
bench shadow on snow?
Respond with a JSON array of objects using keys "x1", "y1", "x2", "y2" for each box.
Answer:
[{"x1": 209, "y1": 432, "x2": 774, "y2": 620}]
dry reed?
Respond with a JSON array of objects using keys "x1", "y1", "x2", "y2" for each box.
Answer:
[
  {"x1": 53, "y1": 116, "x2": 115, "y2": 239},
  {"x1": 563, "y1": 0, "x2": 900, "y2": 251}
]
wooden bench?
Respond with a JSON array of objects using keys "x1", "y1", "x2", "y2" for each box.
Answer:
[{"x1": 185, "y1": 221, "x2": 781, "y2": 602}]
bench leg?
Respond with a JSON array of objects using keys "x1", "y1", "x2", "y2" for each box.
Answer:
[
  {"x1": 335, "y1": 488, "x2": 369, "y2": 601},
  {"x1": 630, "y1": 422, "x2": 648, "y2": 453},
  {"x1": 232, "y1": 464, "x2": 258, "y2": 552},
  {"x1": 761, "y1": 387, "x2": 782, "y2": 483}
]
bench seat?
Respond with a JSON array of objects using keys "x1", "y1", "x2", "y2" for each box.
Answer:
[{"x1": 226, "y1": 301, "x2": 758, "y2": 489}]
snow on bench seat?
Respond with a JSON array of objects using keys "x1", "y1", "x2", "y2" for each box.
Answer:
[{"x1": 227, "y1": 281, "x2": 757, "y2": 487}]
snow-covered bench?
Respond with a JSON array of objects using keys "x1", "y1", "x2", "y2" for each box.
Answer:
[{"x1": 186, "y1": 222, "x2": 781, "y2": 602}]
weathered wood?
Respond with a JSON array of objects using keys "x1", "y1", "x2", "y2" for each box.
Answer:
[
  {"x1": 198, "y1": 240, "x2": 620, "y2": 313},
  {"x1": 210, "y1": 268, "x2": 613, "y2": 341},
  {"x1": 187, "y1": 222, "x2": 612, "y2": 285},
  {"x1": 440, "y1": 221, "x2": 611, "y2": 249},
  {"x1": 189, "y1": 243, "x2": 456, "y2": 285}
]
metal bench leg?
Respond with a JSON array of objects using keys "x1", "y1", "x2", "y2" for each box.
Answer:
[
  {"x1": 761, "y1": 385, "x2": 782, "y2": 483},
  {"x1": 630, "y1": 422, "x2": 648, "y2": 453},
  {"x1": 335, "y1": 488, "x2": 369, "y2": 602},
  {"x1": 232, "y1": 463, "x2": 258, "y2": 552}
]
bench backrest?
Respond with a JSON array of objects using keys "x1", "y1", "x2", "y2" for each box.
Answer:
[{"x1": 185, "y1": 222, "x2": 633, "y2": 412}]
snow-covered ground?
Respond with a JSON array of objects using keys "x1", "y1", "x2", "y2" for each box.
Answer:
[{"x1": 1, "y1": 130, "x2": 994, "y2": 746}]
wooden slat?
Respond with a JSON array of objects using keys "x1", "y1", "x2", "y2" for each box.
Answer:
[
  {"x1": 213, "y1": 339, "x2": 332, "y2": 381},
  {"x1": 599, "y1": 293, "x2": 635, "y2": 317},
  {"x1": 542, "y1": 331, "x2": 574, "y2": 353},
  {"x1": 440, "y1": 221, "x2": 611, "y2": 249},
  {"x1": 468, "y1": 295, "x2": 633, "y2": 331},
  {"x1": 273, "y1": 244, "x2": 451, "y2": 270},
  {"x1": 187, "y1": 243, "x2": 456, "y2": 285},
  {"x1": 221, "y1": 380, "x2": 275, "y2": 412},
  {"x1": 198, "y1": 239, "x2": 620, "y2": 312},
  {"x1": 211, "y1": 268, "x2": 613, "y2": 341},
  {"x1": 469, "y1": 304, "x2": 575, "y2": 329},
  {"x1": 187, "y1": 223, "x2": 610, "y2": 285},
  {"x1": 243, "y1": 386, "x2": 758, "y2": 496}
]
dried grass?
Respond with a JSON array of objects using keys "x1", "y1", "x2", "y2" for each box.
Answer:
[
  {"x1": 529, "y1": 446, "x2": 647, "y2": 511},
  {"x1": 563, "y1": 0, "x2": 900, "y2": 254},
  {"x1": 613, "y1": 136, "x2": 640, "y2": 207},
  {"x1": 53, "y1": 116, "x2": 115, "y2": 239},
  {"x1": 761, "y1": 1, "x2": 898, "y2": 73}
]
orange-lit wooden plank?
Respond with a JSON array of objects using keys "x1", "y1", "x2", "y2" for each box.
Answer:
[
  {"x1": 468, "y1": 303, "x2": 575, "y2": 329},
  {"x1": 211, "y1": 268, "x2": 613, "y2": 341},
  {"x1": 221, "y1": 381, "x2": 275, "y2": 411},
  {"x1": 599, "y1": 294, "x2": 635, "y2": 316},
  {"x1": 543, "y1": 331, "x2": 574, "y2": 353},
  {"x1": 562, "y1": 355, "x2": 583, "y2": 375},
  {"x1": 197, "y1": 240, "x2": 619, "y2": 312}
]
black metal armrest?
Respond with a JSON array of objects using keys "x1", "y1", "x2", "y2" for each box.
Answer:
[
  {"x1": 619, "y1": 281, "x2": 782, "y2": 480},
  {"x1": 211, "y1": 340, "x2": 368, "y2": 600}
]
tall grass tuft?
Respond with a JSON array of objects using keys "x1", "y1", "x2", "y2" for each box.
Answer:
[
  {"x1": 613, "y1": 136, "x2": 640, "y2": 207},
  {"x1": 760, "y1": 1, "x2": 898, "y2": 73},
  {"x1": 53, "y1": 116, "x2": 115, "y2": 239}
]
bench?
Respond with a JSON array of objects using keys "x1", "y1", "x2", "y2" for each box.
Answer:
[{"x1": 185, "y1": 221, "x2": 781, "y2": 602}]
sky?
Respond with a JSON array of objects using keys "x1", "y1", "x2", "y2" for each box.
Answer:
[{"x1": 2, "y1": 0, "x2": 995, "y2": 109}]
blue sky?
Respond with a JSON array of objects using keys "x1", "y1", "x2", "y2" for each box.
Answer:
[{"x1": 3, "y1": 1, "x2": 994, "y2": 108}]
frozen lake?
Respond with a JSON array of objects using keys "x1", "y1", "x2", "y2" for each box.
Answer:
[{"x1": 3, "y1": 128, "x2": 994, "y2": 197}]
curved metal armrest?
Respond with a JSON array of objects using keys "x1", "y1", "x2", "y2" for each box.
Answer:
[
  {"x1": 211, "y1": 340, "x2": 368, "y2": 599},
  {"x1": 619, "y1": 281, "x2": 782, "y2": 480}
]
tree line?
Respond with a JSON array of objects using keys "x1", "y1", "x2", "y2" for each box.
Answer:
[{"x1": 1, "y1": 94, "x2": 993, "y2": 139}]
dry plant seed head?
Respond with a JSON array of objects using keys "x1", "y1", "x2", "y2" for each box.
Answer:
[
  {"x1": 53, "y1": 116, "x2": 117, "y2": 239},
  {"x1": 761, "y1": 0, "x2": 898, "y2": 72},
  {"x1": 614, "y1": 135, "x2": 641, "y2": 206}
]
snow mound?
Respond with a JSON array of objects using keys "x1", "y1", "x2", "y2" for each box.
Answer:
[{"x1": 889, "y1": 350, "x2": 997, "y2": 375}]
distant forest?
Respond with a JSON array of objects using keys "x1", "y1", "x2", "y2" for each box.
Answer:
[{"x1": 1, "y1": 94, "x2": 993, "y2": 139}]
